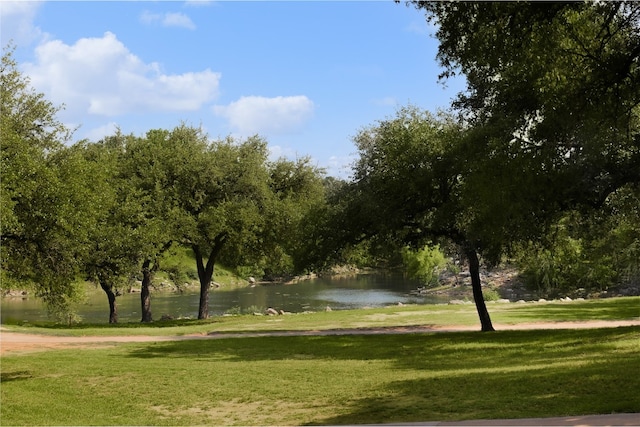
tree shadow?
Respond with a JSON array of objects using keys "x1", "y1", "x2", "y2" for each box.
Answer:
[
  {"x1": 124, "y1": 327, "x2": 637, "y2": 366},
  {"x1": 307, "y1": 350, "x2": 640, "y2": 425},
  {"x1": 0, "y1": 371, "x2": 33, "y2": 382},
  {"x1": 502, "y1": 297, "x2": 640, "y2": 321},
  {"x1": 124, "y1": 327, "x2": 640, "y2": 424}
]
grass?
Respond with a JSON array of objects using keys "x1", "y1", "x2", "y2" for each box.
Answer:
[
  {"x1": 1, "y1": 297, "x2": 639, "y2": 425},
  {"x1": 1, "y1": 326, "x2": 639, "y2": 425},
  {"x1": 2, "y1": 296, "x2": 639, "y2": 337}
]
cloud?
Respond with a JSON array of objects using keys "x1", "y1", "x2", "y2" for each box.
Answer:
[
  {"x1": 213, "y1": 95, "x2": 314, "y2": 135},
  {"x1": 23, "y1": 32, "x2": 221, "y2": 117},
  {"x1": 163, "y1": 12, "x2": 196, "y2": 30},
  {"x1": 184, "y1": 1, "x2": 214, "y2": 7},
  {"x1": 267, "y1": 145, "x2": 297, "y2": 161},
  {"x1": 372, "y1": 97, "x2": 397, "y2": 107},
  {"x1": 83, "y1": 122, "x2": 120, "y2": 142},
  {"x1": 140, "y1": 11, "x2": 196, "y2": 30},
  {"x1": 327, "y1": 155, "x2": 356, "y2": 179},
  {"x1": 0, "y1": 1, "x2": 46, "y2": 45}
]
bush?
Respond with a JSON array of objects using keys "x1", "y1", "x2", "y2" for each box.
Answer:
[
  {"x1": 482, "y1": 287, "x2": 501, "y2": 302},
  {"x1": 402, "y1": 244, "x2": 448, "y2": 286}
]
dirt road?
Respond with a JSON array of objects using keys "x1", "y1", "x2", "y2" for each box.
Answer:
[{"x1": 2, "y1": 319, "x2": 639, "y2": 355}]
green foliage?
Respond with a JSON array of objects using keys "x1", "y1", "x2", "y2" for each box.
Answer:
[
  {"x1": 482, "y1": 287, "x2": 501, "y2": 302},
  {"x1": 1, "y1": 45, "x2": 97, "y2": 319},
  {"x1": 156, "y1": 246, "x2": 199, "y2": 285},
  {"x1": 402, "y1": 244, "x2": 447, "y2": 286},
  {"x1": 517, "y1": 188, "x2": 640, "y2": 297},
  {"x1": 260, "y1": 157, "x2": 327, "y2": 277},
  {"x1": 411, "y1": 0, "x2": 640, "y2": 245}
]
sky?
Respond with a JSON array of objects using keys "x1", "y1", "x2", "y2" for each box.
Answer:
[{"x1": 1, "y1": 0, "x2": 465, "y2": 178}]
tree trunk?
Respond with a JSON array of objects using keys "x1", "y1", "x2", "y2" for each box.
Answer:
[
  {"x1": 140, "y1": 258, "x2": 153, "y2": 323},
  {"x1": 99, "y1": 281, "x2": 118, "y2": 324},
  {"x1": 140, "y1": 242, "x2": 172, "y2": 323},
  {"x1": 193, "y1": 234, "x2": 227, "y2": 320},
  {"x1": 466, "y1": 248, "x2": 495, "y2": 332},
  {"x1": 194, "y1": 246, "x2": 215, "y2": 320}
]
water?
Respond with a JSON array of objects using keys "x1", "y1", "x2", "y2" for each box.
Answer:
[{"x1": 1, "y1": 273, "x2": 448, "y2": 324}]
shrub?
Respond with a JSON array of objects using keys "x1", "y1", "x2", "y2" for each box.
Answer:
[
  {"x1": 482, "y1": 287, "x2": 501, "y2": 302},
  {"x1": 402, "y1": 244, "x2": 448, "y2": 286}
]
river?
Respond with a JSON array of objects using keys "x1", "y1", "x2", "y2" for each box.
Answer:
[{"x1": 1, "y1": 273, "x2": 450, "y2": 324}]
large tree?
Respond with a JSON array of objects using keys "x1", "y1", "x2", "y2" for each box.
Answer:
[
  {"x1": 1, "y1": 45, "x2": 100, "y2": 319},
  {"x1": 142, "y1": 125, "x2": 272, "y2": 319},
  {"x1": 78, "y1": 137, "x2": 155, "y2": 324},
  {"x1": 348, "y1": 107, "x2": 499, "y2": 331},
  {"x1": 409, "y1": 1, "x2": 640, "y2": 219},
  {"x1": 114, "y1": 131, "x2": 179, "y2": 322}
]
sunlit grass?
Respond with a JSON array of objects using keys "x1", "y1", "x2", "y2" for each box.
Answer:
[
  {"x1": 2, "y1": 327, "x2": 639, "y2": 425},
  {"x1": 2, "y1": 296, "x2": 638, "y2": 337}
]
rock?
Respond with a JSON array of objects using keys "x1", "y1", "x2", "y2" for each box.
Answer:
[
  {"x1": 516, "y1": 300, "x2": 527, "y2": 304},
  {"x1": 538, "y1": 298, "x2": 547, "y2": 303},
  {"x1": 449, "y1": 299, "x2": 466, "y2": 305},
  {"x1": 496, "y1": 299, "x2": 511, "y2": 304},
  {"x1": 266, "y1": 307, "x2": 279, "y2": 316},
  {"x1": 325, "y1": 306, "x2": 332, "y2": 312},
  {"x1": 248, "y1": 277, "x2": 256, "y2": 284}
]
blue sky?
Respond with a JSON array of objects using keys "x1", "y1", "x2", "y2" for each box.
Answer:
[{"x1": 1, "y1": 1, "x2": 465, "y2": 178}]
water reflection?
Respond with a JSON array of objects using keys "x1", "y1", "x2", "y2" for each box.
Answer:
[{"x1": 1, "y1": 274, "x2": 449, "y2": 324}]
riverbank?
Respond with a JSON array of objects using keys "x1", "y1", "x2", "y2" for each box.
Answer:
[{"x1": 416, "y1": 266, "x2": 640, "y2": 303}]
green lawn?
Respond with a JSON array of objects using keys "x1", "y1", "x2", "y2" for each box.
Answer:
[{"x1": 1, "y1": 297, "x2": 639, "y2": 425}]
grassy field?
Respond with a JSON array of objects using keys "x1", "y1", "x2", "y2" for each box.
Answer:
[{"x1": 1, "y1": 297, "x2": 639, "y2": 425}]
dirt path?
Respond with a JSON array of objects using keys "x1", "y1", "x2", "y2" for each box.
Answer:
[{"x1": 2, "y1": 320, "x2": 640, "y2": 355}]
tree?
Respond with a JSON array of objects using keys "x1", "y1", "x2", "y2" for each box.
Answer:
[
  {"x1": 144, "y1": 125, "x2": 272, "y2": 319},
  {"x1": 409, "y1": 1, "x2": 640, "y2": 223},
  {"x1": 346, "y1": 106, "x2": 497, "y2": 331},
  {"x1": 1, "y1": 45, "x2": 98, "y2": 319},
  {"x1": 516, "y1": 186, "x2": 640, "y2": 297},
  {"x1": 116, "y1": 130, "x2": 178, "y2": 322},
  {"x1": 360, "y1": 1, "x2": 640, "y2": 323},
  {"x1": 262, "y1": 157, "x2": 326, "y2": 277},
  {"x1": 78, "y1": 137, "x2": 155, "y2": 324}
]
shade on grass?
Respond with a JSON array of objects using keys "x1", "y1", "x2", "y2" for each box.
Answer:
[{"x1": 2, "y1": 326, "x2": 639, "y2": 425}]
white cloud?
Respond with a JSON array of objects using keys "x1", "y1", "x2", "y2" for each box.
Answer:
[
  {"x1": 0, "y1": 1, "x2": 46, "y2": 46},
  {"x1": 372, "y1": 96, "x2": 397, "y2": 107},
  {"x1": 140, "y1": 10, "x2": 196, "y2": 30},
  {"x1": 83, "y1": 122, "x2": 120, "y2": 142},
  {"x1": 184, "y1": 0, "x2": 214, "y2": 7},
  {"x1": 327, "y1": 155, "x2": 356, "y2": 179},
  {"x1": 163, "y1": 12, "x2": 196, "y2": 30},
  {"x1": 140, "y1": 10, "x2": 161, "y2": 25},
  {"x1": 213, "y1": 95, "x2": 314, "y2": 135},
  {"x1": 23, "y1": 32, "x2": 221, "y2": 117},
  {"x1": 268, "y1": 145, "x2": 297, "y2": 161}
]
